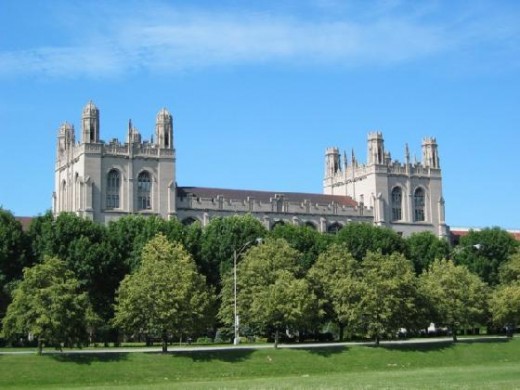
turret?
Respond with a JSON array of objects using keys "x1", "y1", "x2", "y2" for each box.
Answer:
[
  {"x1": 57, "y1": 122, "x2": 75, "y2": 155},
  {"x1": 422, "y1": 137, "x2": 440, "y2": 168},
  {"x1": 81, "y1": 101, "x2": 99, "y2": 143},
  {"x1": 324, "y1": 147, "x2": 340, "y2": 178},
  {"x1": 367, "y1": 131, "x2": 384, "y2": 165},
  {"x1": 155, "y1": 108, "x2": 173, "y2": 149},
  {"x1": 127, "y1": 119, "x2": 142, "y2": 144}
]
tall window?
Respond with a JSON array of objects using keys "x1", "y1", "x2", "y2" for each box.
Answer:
[
  {"x1": 391, "y1": 187, "x2": 402, "y2": 221},
  {"x1": 137, "y1": 171, "x2": 152, "y2": 210},
  {"x1": 414, "y1": 188, "x2": 425, "y2": 222},
  {"x1": 106, "y1": 169, "x2": 120, "y2": 209}
]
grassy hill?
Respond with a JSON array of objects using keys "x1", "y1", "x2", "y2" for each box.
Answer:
[{"x1": 0, "y1": 338, "x2": 518, "y2": 389}]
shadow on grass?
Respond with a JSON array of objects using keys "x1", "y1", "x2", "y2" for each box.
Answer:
[
  {"x1": 371, "y1": 337, "x2": 510, "y2": 352},
  {"x1": 49, "y1": 352, "x2": 130, "y2": 365},
  {"x1": 289, "y1": 345, "x2": 348, "y2": 357},
  {"x1": 457, "y1": 337, "x2": 510, "y2": 344},
  {"x1": 170, "y1": 348, "x2": 256, "y2": 363}
]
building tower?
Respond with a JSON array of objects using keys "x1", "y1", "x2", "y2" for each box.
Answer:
[
  {"x1": 323, "y1": 147, "x2": 341, "y2": 194},
  {"x1": 155, "y1": 108, "x2": 173, "y2": 149},
  {"x1": 367, "y1": 131, "x2": 384, "y2": 165},
  {"x1": 82, "y1": 101, "x2": 100, "y2": 143},
  {"x1": 54, "y1": 102, "x2": 176, "y2": 223},
  {"x1": 422, "y1": 137, "x2": 440, "y2": 168},
  {"x1": 323, "y1": 131, "x2": 448, "y2": 238}
]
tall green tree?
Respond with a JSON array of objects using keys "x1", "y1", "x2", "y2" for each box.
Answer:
[
  {"x1": 335, "y1": 223, "x2": 406, "y2": 261},
  {"x1": 220, "y1": 238, "x2": 315, "y2": 347},
  {"x1": 498, "y1": 251, "x2": 520, "y2": 285},
  {"x1": 113, "y1": 234, "x2": 213, "y2": 352},
  {"x1": 454, "y1": 227, "x2": 519, "y2": 285},
  {"x1": 489, "y1": 283, "x2": 520, "y2": 336},
  {"x1": 359, "y1": 252, "x2": 418, "y2": 345},
  {"x1": 419, "y1": 259, "x2": 489, "y2": 342},
  {"x1": 107, "y1": 215, "x2": 185, "y2": 273},
  {"x1": 307, "y1": 243, "x2": 362, "y2": 340},
  {"x1": 405, "y1": 231, "x2": 450, "y2": 275},
  {"x1": 2, "y1": 256, "x2": 94, "y2": 354},
  {"x1": 0, "y1": 208, "x2": 31, "y2": 319},
  {"x1": 200, "y1": 215, "x2": 267, "y2": 288},
  {"x1": 269, "y1": 224, "x2": 330, "y2": 270}
]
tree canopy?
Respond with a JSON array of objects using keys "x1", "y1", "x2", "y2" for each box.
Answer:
[
  {"x1": 307, "y1": 243, "x2": 362, "y2": 340},
  {"x1": 359, "y1": 252, "x2": 418, "y2": 345},
  {"x1": 335, "y1": 223, "x2": 406, "y2": 261},
  {"x1": 454, "y1": 227, "x2": 519, "y2": 285},
  {"x1": 220, "y1": 238, "x2": 315, "y2": 347},
  {"x1": 405, "y1": 231, "x2": 450, "y2": 274},
  {"x1": 419, "y1": 259, "x2": 489, "y2": 341},
  {"x1": 268, "y1": 223, "x2": 330, "y2": 270},
  {"x1": 2, "y1": 256, "x2": 93, "y2": 354},
  {"x1": 200, "y1": 215, "x2": 267, "y2": 288},
  {"x1": 113, "y1": 234, "x2": 213, "y2": 352}
]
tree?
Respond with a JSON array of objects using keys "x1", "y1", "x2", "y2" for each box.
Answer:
[
  {"x1": 454, "y1": 227, "x2": 519, "y2": 285},
  {"x1": 359, "y1": 252, "x2": 418, "y2": 345},
  {"x1": 269, "y1": 224, "x2": 330, "y2": 270},
  {"x1": 419, "y1": 259, "x2": 489, "y2": 342},
  {"x1": 335, "y1": 223, "x2": 406, "y2": 261},
  {"x1": 489, "y1": 283, "x2": 520, "y2": 337},
  {"x1": 200, "y1": 215, "x2": 267, "y2": 288},
  {"x1": 113, "y1": 234, "x2": 213, "y2": 352},
  {"x1": 307, "y1": 243, "x2": 362, "y2": 340},
  {"x1": 0, "y1": 208, "x2": 31, "y2": 319},
  {"x1": 498, "y1": 251, "x2": 520, "y2": 285},
  {"x1": 2, "y1": 256, "x2": 93, "y2": 354},
  {"x1": 219, "y1": 238, "x2": 315, "y2": 347},
  {"x1": 405, "y1": 231, "x2": 450, "y2": 275}
]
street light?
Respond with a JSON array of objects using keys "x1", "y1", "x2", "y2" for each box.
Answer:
[
  {"x1": 233, "y1": 238, "x2": 262, "y2": 346},
  {"x1": 449, "y1": 243, "x2": 482, "y2": 259}
]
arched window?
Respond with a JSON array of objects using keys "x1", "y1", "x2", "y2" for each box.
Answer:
[
  {"x1": 327, "y1": 222, "x2": 343, "y2": 234},
  {"x1": 181, "y1": 217, "x2": 198, "y2": 226},
  {"x1": 304, "y1": 221, "x2": 317, "y2": 230},
  {"x1": 414, "y1": 188, "x2": 425, "y2": 222},
  {"x1": 137, "y1": 171, "x2": 152, "y2": 210},
  {"x1": 106, "y1": 169, "x2": 120, "y2": 209},
  {"x1": 271, "y1": 220, "x2": 286, "y2": 230},
  {"x1": 61, "y1": 180, "x2": 67, "y2": 211},
  {"x1": 391, "y1": 186, "x2": 402, "y2": 221}
]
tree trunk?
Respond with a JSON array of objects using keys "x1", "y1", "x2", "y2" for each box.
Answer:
[
  {"x1": 274, "y1": 329, "x2": 279, "y2": 349},
  {"x1": 452, "y1": 327, "x2": 458, "y2": 342},
  {"x1": 37, "y1": 338, "x2": 43, "y2": 355},
  {"x1": 339, "y1": 324, "x2": 344, "y2": 342},
  {"x1": 375, "y1": 334, "x2": 380, "y2": 346},
  {"x1": 161, "y1": 331, "x2": 168, "y2": 353}
]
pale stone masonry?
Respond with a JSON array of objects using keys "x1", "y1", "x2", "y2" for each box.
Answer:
[{"x1": 53, "y1": 102, "x2": 448, "y2": 237}]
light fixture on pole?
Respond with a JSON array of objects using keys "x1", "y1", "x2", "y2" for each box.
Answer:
[{"x1": 233, "y1": 238, "x2": 262, "y2": 346}]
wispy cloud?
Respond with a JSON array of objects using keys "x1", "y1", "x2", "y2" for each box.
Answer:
[{"x1": 0, "y1": 1, "x2": 518, "y2": 78}]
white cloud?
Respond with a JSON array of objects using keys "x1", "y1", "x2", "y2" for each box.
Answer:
[{"x1": 0, "y1": 1, "x2": 518, "y2": 78}]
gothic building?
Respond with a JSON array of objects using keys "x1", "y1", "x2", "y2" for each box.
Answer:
[{"x1": 53, "y1": 102, "x2": 448, "y2": 237}]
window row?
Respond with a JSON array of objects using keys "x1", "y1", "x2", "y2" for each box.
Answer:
[
  {"x1": 391, "y1": 187, "x2": 425, "y2": 222},
  {"x1": 106, "y1": 170, "x2": 152, "y2": 210}
]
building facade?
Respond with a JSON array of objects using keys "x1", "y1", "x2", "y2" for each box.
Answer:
[
  {"x1": 53, "y1": 102, "x2": 448, "y2": 237},
  {"x1": 323, "y1": 132, "x2": 448, "y2": 237}
]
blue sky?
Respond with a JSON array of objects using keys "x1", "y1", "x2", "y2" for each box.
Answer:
[{"x1": 0, "y1": 0, "x2": 519, "y2": 229}]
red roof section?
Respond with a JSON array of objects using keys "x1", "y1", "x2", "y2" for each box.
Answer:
[{"x1": 15, "y1": 216, "x2": 33, "y2": 231}]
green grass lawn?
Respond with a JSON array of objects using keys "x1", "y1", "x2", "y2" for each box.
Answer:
[{"x1": 0, "y1": 338, "x2": 519, "y2": 389}]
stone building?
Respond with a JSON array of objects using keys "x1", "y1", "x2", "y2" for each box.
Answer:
[
  {"x1": 323, "y1": 132, "x2": 448, "y2": 237},
  {"x1": 53, "y1": 102, "x2": 448, "y2": 237}
]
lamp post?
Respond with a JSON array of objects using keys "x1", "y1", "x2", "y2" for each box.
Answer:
[{"x1": 233, "y1": 238, "x2": 261, "y2": 346}]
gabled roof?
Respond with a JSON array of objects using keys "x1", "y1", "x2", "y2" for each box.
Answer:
[{"x1": 177, "y1": 186, "x2": 358, "y2": 208}]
